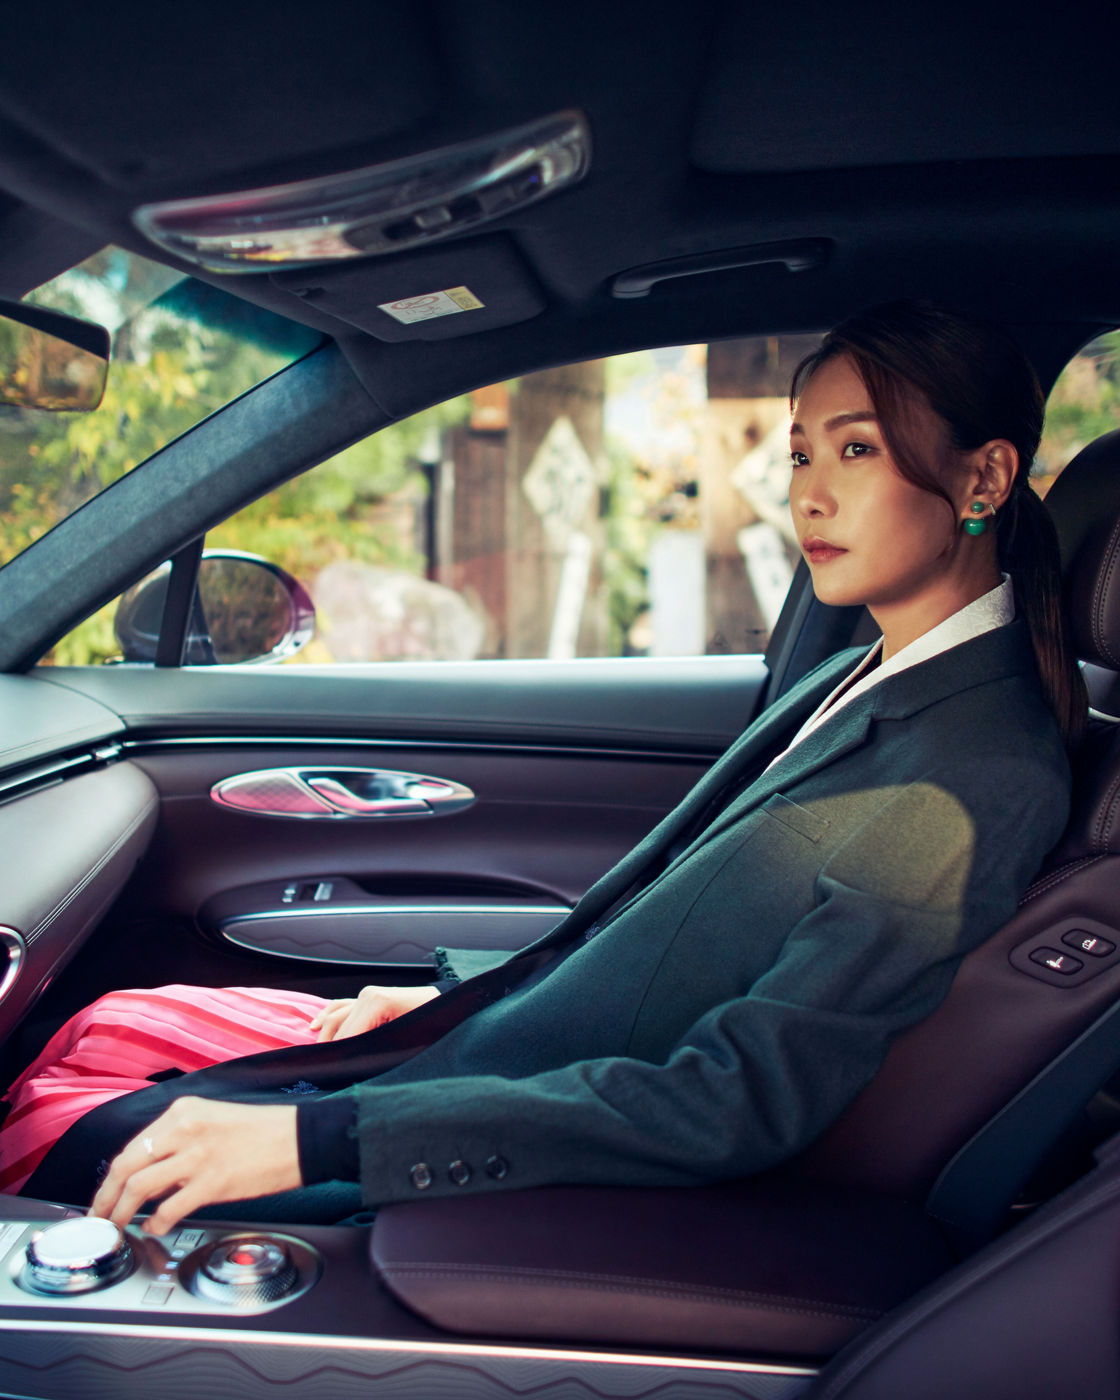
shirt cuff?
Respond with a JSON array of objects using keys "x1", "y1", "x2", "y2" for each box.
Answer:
[{"x1": 297, "y1": 1093, "x2": 360, "y2": 1184}]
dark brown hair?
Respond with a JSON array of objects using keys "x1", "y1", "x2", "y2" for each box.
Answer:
[{"x1": 791, "y1": 299, "x2": 1086, "y2": 750}]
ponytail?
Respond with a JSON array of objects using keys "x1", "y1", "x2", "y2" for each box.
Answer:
[{"x1": 997, "y1": 483, "x2": 1087, "y2": 752}]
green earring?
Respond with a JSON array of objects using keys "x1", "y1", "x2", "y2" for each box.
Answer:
[{"x1": 964, "y1": 501, "x2": 995, "y2": 536}]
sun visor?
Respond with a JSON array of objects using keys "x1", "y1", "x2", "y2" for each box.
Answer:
[{"x1": 270, "y1": 237, "x2": 546, "y2": 342}]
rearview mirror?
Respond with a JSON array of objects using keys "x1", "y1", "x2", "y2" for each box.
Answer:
[
  {"x1": 0, "y1": 299, "x2": 110, "y2": 411},
  {"x1": 114, "y1": 552, "x2": 316, "y2": 665}
]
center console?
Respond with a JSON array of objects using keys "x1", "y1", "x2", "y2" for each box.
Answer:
[{"x1": 0, "y1": 1196, "x2": 810, "y2": 1400}]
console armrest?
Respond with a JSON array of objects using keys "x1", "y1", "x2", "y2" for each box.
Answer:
[{"x1": 370, "y1": 1176, "x2": 955, "y2": 1357}]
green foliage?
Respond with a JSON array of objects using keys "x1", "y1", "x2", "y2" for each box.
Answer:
[
  {"x1": 207, "y1": 397, "x2": 468, "y2": 581},
  {"x1": 1039, "y1": 331, "x2": 1120, "y2": 473},
  {"x1": 48, "y1": 600, "x2": 118, "y2": 667},
  {"x1": 5, "y1": 247, "x2": 473, "y2": 666},
  {"x1": 1, "y1": 250, "x2": 302, "y2": 571},
  {"x1": 602, "y1": 435, "x2": 654, "y2": 654}
]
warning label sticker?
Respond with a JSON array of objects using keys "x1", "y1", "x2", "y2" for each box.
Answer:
[{"x1": 379, "y1": 287, "x2": 484, "y2": 325}]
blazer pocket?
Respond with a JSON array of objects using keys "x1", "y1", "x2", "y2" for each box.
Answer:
[{"x1": 760, "y1": 792, "x2": 830, "y2": 843}]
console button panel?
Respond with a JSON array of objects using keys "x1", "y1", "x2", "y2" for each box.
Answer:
[
  {"x1": 1011, "y1": 917, "x2": 1120, "y2": 987},
  {"x1": 1, "y1": 1220, "x2": 320, "y2": 1315}
]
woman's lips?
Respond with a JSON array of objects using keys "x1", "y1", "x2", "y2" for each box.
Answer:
[{"x1": 803, "y1": 540, "x2": 848, "y2": 564}]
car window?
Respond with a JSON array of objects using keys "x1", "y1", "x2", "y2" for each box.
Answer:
[
  {"x1": 1037, "y1": 329, "x2": 1120, "y2": 494},
  {"x1": 0, "y1": 246, "x2": 320, "y2": 575},
  {"x1": 49, "y1": 333, "x2": 820, "y2": 667}
]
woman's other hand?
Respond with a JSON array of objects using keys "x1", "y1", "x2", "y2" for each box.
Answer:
[
  {"x1": 89, "y1": 1098, "x2": 300, "y2": 1235},
  {"x1": 310, "y1": 984, "x2": 440, "y2": 1043}
]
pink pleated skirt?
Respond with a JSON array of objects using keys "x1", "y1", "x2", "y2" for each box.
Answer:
[{"x1": 0, "y1": 985, "x2": 329, "y2": 1194}]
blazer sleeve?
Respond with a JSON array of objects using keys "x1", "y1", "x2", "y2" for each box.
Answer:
[{"x1": 346, "y1": 753, "x2": 1069, "y2": 1206}]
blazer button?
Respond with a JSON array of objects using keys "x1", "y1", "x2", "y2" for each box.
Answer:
[
  {"x1": 409, "y1": 1162, "x2": 433, "y2": 1190},
  {"x1": 448, "y1": 1159, "x2": 472, "y2": 1186},
  {"x1": 485, "y1": 1155, "x2": 509, "y2": 1180}
]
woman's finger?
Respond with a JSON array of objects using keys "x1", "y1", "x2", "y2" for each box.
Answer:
[
  {"x1": 143, "y1": 1179, "x2": 210, "y2": 1237},
  {"x1": 316, "y1": 1003, "x2": 353, "y2": 1043},
  {"x1": 94, "y1": 1157, "x2": 180, "y2": 1230},
  {"x1": 91, "y1": 1127, "x2": 172, "y2": 1219},
  {"x1": 309, "y1": 998, "x2": 350, "y2": 1033}
]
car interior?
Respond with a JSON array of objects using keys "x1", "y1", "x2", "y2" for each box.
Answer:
[{"x1": 0, "y1": 3, "x2": 1118, "y2": 1397}]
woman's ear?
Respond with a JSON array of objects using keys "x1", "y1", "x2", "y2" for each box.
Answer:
[{"x1": 966, "y1": 439, "x2": 1019, "y2": 511}]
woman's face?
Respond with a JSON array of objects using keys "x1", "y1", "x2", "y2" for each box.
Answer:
[{"x1": 788, "y1": 355, "x2": 968, "y2": 621}]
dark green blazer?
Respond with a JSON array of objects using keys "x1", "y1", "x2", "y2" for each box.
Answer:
[
  {"x1": 344, "y1": 619, "x2": 1070, "y2": 1205},
  {"x1": 22, "y1": 620, "x2": 1073, "y2": 1213}
]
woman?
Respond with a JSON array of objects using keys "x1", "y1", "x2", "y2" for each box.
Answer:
[{"x1": 0, "y1": 301, "x2": 1083, "y2": 1234}]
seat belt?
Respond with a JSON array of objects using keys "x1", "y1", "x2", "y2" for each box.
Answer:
[{"x1": 925, "y1": 992, "x2": 1120, "y2": 1250}]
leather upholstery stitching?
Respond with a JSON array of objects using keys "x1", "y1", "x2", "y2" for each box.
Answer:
[
  {"x1": 1091, "y1": 768, "x2": 1120, "y2": 851},
  {"x1": 27, "y1": 793, "x2": 157, "y2": 944},
  {"x1": 1092, "y1": 515, "x2": 1120, "y2": 668},
  {"x1": 1018, "y1": 854, "x2": 1106, "y2": 904}
]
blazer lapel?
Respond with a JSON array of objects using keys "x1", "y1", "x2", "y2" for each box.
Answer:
[
  {"x1": 666, "y1": 618, "x2": 1038, "y2": 866},
  {"x1": 537, "y1": 648, "x2": 868, "y2": 938},
  {"x1": 675, "y1": 697, "x2": 875, "y2": 857}
]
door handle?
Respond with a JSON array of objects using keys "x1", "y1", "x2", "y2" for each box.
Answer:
[
  {"x1": 211, "y1": 767, "x2": 475, "y2": 819},
  {"x1": 305, "y1": 775, "x2": 429, "y2": 815}
]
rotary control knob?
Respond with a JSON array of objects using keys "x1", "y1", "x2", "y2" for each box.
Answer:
[
  {"x1": 194, "y1": 1235, "x2": 298, "y2": 1305},
  {"x1": 23, "y1": 1216, "x2": 133, "y2": 1295}
]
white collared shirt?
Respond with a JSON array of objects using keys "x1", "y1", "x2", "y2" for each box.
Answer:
[{"x1": 770, "y1": 576, "x2": 1016, "y2": 767}]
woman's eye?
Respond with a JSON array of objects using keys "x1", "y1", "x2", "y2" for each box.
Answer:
[
  {"x1": 841, "y1": 441, "x2": 872, "y2": 458},
  {"x1": 790, "y1": 450, "x2": 809, "y2": 468}
]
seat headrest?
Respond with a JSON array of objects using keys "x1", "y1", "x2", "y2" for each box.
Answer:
[{"x1": 1044, "y1": 428, "x2": 1120, "y2": 670}]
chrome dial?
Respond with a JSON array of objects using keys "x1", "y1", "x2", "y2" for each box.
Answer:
[
  {"x1": 23, "y1": 1216, "x2": 133, "y2": 1295},
  {"x1": 194, "y1": 1234, "x2": 298, "y2": 1305}
]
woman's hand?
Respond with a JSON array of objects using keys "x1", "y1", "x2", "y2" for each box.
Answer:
[
  {"x1": 89, "y1": 1097, "x2": 301, "y2": 1235},
  {"x1": 310, "y1": 984, "x2": 440, "y2": 1043}
]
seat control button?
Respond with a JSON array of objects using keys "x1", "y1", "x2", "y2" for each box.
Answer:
[
  {"x1": 1062, "y1": 930, "x2": 1116, "y2": 957},
  {"x1": 409, "y1": 1162, "x2": 433, "y2": 1190},
  {"x1": 1029, "y1": 948, "x2": 1083, "y2": 975},
  {"x1": 448, "y1": 1159, "x2": 472, "y2": 1186}
]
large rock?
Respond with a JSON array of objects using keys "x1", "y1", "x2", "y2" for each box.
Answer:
[{"x1": 313, "y1": 561, "x2": 486, "y2": 662}]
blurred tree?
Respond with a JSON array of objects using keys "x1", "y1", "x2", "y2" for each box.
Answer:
[{"x1": 1038, "y1": 331, "x2": 1120, "y2": 478}]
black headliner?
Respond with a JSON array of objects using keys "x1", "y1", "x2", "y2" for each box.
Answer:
[{"x1": 0, "y1": 0, "x2": 1112, "y2": 394}]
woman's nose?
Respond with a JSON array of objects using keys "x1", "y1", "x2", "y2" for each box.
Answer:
[{"x1": 790, "y1": 464, "x2": 835, "y2": 519}]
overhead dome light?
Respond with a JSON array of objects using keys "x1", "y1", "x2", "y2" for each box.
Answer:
[{"x1": 132, "y1": 111, "x2": 590, "y2": 273}]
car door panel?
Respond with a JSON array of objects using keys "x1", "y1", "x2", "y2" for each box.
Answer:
[
  {"x1": 39, "y1": 656, "x2": 762, "y2": 751},
  {"x1": 28, "y1": 657, "x2": 768, "y2": 981}
]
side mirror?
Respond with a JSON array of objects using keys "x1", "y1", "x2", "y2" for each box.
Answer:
[
  {"x1": 114, "y1": 552, "x2": 316, "y2": 665},
  {"x1": 0, "y1": 299, "x2": 109, "y2": 411}
]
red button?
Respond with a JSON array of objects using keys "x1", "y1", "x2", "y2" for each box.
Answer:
[{"x1": 230, "y1": 1248, "x2": 258, "y2": 1266}]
